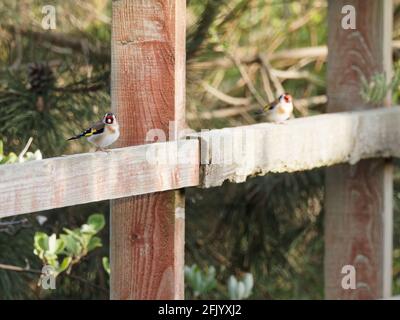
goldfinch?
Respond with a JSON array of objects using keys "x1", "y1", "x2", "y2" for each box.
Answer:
[
  {"x1": 263, "y1": 93, "x2": 293, "y2": 123},
  {"x1": 67, "y1": 112, "x2": 120, "y2": 151}
]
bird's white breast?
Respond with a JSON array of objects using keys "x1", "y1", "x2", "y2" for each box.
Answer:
[
  {"x1": 87, "y1": 125, "x2": 120, "y2": 148},
  {"x1": 266, "y1": 102, "x2": 293, "y2": 123}
]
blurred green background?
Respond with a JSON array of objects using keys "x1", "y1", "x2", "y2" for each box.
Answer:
[{"x1": 0, "y1": 0, "x2": 399, "y2": 299}]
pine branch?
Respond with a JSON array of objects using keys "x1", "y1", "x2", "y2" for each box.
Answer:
[
  {"x1": 187, "y1": 0, "x2": 227, "y2": 60},
  {"x1": 3, "y1": 25, "x2": 110, "y2": 61}
]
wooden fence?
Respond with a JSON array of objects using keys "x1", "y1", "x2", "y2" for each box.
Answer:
[{"x1": 0, "y1": 0, "x2": 398, "y2": 299}]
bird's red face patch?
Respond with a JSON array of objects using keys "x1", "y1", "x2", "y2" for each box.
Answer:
[
  {"x1": 105, "y1": 115, "x2": 114, "y2": 124},
  {"x1": 283, "y1": 94, "x2": 292, "y2": 103}
]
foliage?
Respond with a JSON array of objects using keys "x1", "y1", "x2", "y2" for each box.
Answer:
[
  {"x1": 360, "y1": 64, "x2": 400, "y2": 105},
  {"x1": 184, "y1": 264, "x2": 217, "y2": 298},
  {"x1": 33, "y1": 214, "x2": 105, "y2": 278},
  {"x1": 227, "y1": 273, "x2": 253, "y2": 300},
  {"x1": 0, "y1": 65, "x2": 110, "y2": 156},
  {"x1": 0, "y1": 225, "x2": 39, "y2": 299},
  {"x1": 102, "y1": 257, "x2": 110, "y2": 275},
  {"x1": 186, "y1": 170, "x2": 324, "y2": 299},
  {"x1": 0, "y1": 0, "x2": 400, "y2": 300},
  {"x1": 186, "y1": 0, "x2": 327, "y2": 131},
  {"x1": 0, "y1": 0, "x2": 111, "y2": 300},
  {"x1": 184, "y1": 264, "x2": 253, "y2": 300},
  {"x1": 0, "y1": 139, "x2": 42, "y2": 164},
  {"x1": 34, "y1": 233, "x2": 71, "y2": 277},
  {"x1": 0, "y1": 0, "x2": 111, "y2": 156}
]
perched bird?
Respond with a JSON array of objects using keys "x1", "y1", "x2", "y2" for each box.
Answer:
[
  {"x1": 262, "y1": 93, "x2": 293, "y2": 123},
  {"x1": 67, "y1": 112, "x2": 120, "y2": 151}
]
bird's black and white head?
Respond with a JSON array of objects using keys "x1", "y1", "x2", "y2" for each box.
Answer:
[{"x1": 103, "y1": 112, "x2": 117, "y2": 125}]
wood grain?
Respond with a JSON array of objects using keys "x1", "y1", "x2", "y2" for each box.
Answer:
[
  {"x1": 1, "y1": 106, "x2": 400, "y2": 219},
  {"x1": 110, "y1": 0, "x2": 187, "y2": 299},
  {"x1": 0, "y1": 141, "x2": 199, "y2": 218},
  {"x1": 2, "y1": 106, "x2": 400, "y2": 218},
  {"x1": 195, "y1": 107, "x2": 400, "y2": 188},
  {"x1": 325, "y1": 0, "x2": 393, "y2": 299}
]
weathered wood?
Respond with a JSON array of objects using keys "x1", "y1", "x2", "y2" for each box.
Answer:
[
  {"x1": 196, "y1": 107, "x2": 400, "y2": 188},
  {"x1": 110, "y1": 0, "x2": 186, "y2": 299},
  {"x1": 325, "y1": 0, "x2": 393, "y2": 299},
  {"x1": 1, "y1": 107, "x2": 400, "y2": 218},
  {"x1": 0, "y1": 141, "x2": 199, "y2": 218}
]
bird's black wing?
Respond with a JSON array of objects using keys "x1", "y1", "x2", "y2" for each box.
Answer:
[
  {"x1": 263, "y1": 98, "x2": 279, "y2": 112},
  {"x1": 67, "y1": 121, "x2": 105, "y2": 141}
]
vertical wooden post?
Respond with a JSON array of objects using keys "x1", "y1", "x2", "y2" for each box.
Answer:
[
  {"x1": 110, "y1": 0, "x2": 186, "y2": 299},
  {"x1": 325, "y1": 1, "x2": 393, "y2": 299}
]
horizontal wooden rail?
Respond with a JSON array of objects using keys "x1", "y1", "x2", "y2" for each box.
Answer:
[
  {"x1": 1, "y1": 106, "x2": 400, "y2": 217},
  {"x1": 197, "y1": 106, "x2": 400, "y2": 187},
  {"x1": 0, "y1": 140, "x2": 199, "y2": 218}
]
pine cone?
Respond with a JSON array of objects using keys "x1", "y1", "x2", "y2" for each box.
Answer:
[{"x1": 27, "y1": 62, "x2": 55, "y2": 94}]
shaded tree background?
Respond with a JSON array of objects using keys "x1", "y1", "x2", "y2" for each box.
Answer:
[{"x1": 0, "y1": 0, "x2": 400, "y2": 299}]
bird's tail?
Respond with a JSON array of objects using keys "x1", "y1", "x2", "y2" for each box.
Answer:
[{"x1": 67, "y1": 134, "x2": 83, "y2": 141}]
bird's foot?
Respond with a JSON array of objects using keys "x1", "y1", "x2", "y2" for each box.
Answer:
[{"x1": 98, "y1": 147, "x2": 111, "y2": 153}]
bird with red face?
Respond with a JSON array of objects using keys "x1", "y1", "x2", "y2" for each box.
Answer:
[
  {"x1": 67, "y1": 112, "x2": 120, "y2": 151},
  {"x1": 263, "y1": 93, "x2": 293, "y2": 123}
]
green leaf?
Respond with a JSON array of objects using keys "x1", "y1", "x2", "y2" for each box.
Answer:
[
  {"x1": 33, "y1": 150, "x2": 43, "y2": 160},
  {"x1": 194, "y1": 270, "x2": 202, "y2": 293},
  {"x1": 87, "y1": 237, "x2": 103, "y2": 252},
  {"x1": 6, "y1": 152, "x2": 18, "y2": 164},
  {"x1": 102, "y1": 257, "x2": 110, "y2": 275},
  {"x1": 228, "y1": 276, "x2": 238, "y2": 300},
  {"x1": 44, "y1": 252, "x2": 58, "y2": 263},
  {"x1": 236, "y1": 282, "x2": 245, "y2": 300},
  {"x1": 48, "y1": 233, "x2": 57, "y2": 254},
  {"x1": 45, "y1": 258, "x2": 59, "y2": 270},
  {"x1": 79, "y1": 233, "x2": 91, "y2": 249},
  {"x1": 87, "y1": 236, "x2": 102, "y2": 252},
  {"x1": 81, "y1": 223, "x2": 97, "y2": 235},
  {"x1": 55, "y1": 238, "x2": 65, "y2": 254},
  {"x1": 242, "y1": 273, "x2": 253, "y2": 298},
  {"x1": 34, "y1": 232, "x2": 49, "y2": 254},
  {"x1": 87, "y1": 214, "x2": 105, "y2": 233},
  {"x1": 57, "y1": 257, "x2": 72, "y2": 274},
  {"x1": 60, "y1": 234, "x2": 82, "y2": 256},
  {"x1": 63, "y1": 228, "x2": 83, "y2": 241},
  {"x1": 206, "y1": 266, "x2": 216, "y2": 282}
]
